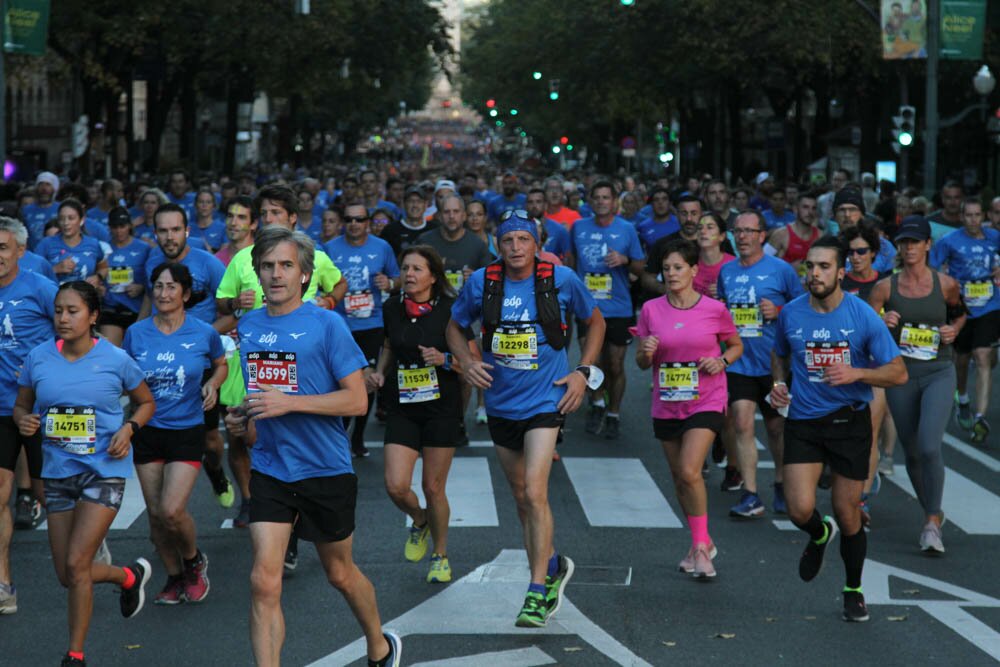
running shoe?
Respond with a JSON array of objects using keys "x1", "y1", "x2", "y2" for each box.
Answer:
[
  {"x1": 475, "y1": 406, "x2": 488, "y2": 425},
  {"x1": 367, "y1": 631, "x2": 402, "y2": 667},
  {"x1": 183, "y1": 552, "x2": 210, "y2": 603},
  {"x1": 919, "y1": 521, "x2": 945, "y2": 554},
  {"x1": 772, "y1": 483, "x2": 787, "y2": 515},
  {"x1": 284, "y1": 540, "x2": 298, "y2": 573},
  {"x1": 514, "y1": 591, "x2": 548, "y2": 628},
  {"x1": 60, "y1": 654, "x2": 86, "y2": 667},
  {"x1": 545, "y1": 555, "x2": 574, "y2": 618},
  {"x1": 13, "y1": 494, "x2": 40, "y2": 529},
  {"x1": 234, "y1": 499, "x2": 251, "y2": 529},
  {"x1": 0, "y1": 582, "x2": 16, "y2": 614},
  {"x1": 404, "y1": 522, "x2": 430, "y2": 562},
  {"x1": 878, "y1": 454, "x2": 894, "y2": 476},
  {"x1": 842, "y1": 589, "x2": 870, "y2": 622},
  {"x1": 154, "y1": 575, "x2": 185, "y2": 605},
  {"x1": 956, "y1": 397, "x2": 973, "y2": 430},
  {"x1": 729, "y1": 491, "x2": 765, "y2": 518},
  {"x1": 427, "y1": 554, "x2": 451, "y2": 583},
  {"x1": 209, "y1": 472, "x2": 235, "y2": 509},
  {"x1": 94, "y1": 539, "x2": 112, "y2": 566},
  {"x1": 720, "y1": 466, "x2": 743, "y2": 491},
  {"x1": 603, "y1": 416, "x2": 620, "y2": 440},
  {"x1": 972, "y1": 416, "x2": 990, "y2": 444},
  {"x1": 799, "y1": 516, "x2": 837, "y2": 582},
  {"x1": 352, "y1": 443, "x2": 370, "y2": 458},
  {"x1": 375, "y1": 405, "x2": 388, "y2": 424},
  {"x1": 692, "y1": 545, "x2": 717, "y2": 579},
  {"x1": 585, "y1": 405, "x2": 605, "y2": 435},
  {"x1": 120, "y1": 558, "x2": 151, "y2": 618},
  {"x1": 678, "y1": 542, "x2": 717, "y2": 574}
]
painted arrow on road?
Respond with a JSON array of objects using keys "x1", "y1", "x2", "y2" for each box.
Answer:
[{"x1": 306, "y1": 549, "x2": 652, "y2": 666}]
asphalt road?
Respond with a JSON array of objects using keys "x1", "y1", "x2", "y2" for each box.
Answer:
[{"x1": 5, "y1": 348, "x2": 1000, "y2": 666}]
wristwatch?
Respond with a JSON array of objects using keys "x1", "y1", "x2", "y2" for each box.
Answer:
[
  {"x1": 575, "y1": 365, "x2": 605, "y2": 391},
  {"x1": 126, "y1": 420, "x2": 140, "y2": 435}
]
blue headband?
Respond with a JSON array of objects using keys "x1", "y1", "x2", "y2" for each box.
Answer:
[{"x1": 495, "y1": 209, "x2": 538, "y2": 243}]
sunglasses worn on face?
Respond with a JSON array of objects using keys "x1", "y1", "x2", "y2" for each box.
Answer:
[
  {"x1": 847, "y1": 247, "x2": 871, "y2": 256},
  {"x1": 344, "y1": 216, "x2": 369, "y2": 224}
]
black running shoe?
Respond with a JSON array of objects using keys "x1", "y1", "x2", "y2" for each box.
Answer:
[
  {"x1": 61, "y1": 654, "x2": 86, "y2": 666},
  {"x1": 120, "y1": 558, "x2": 151, "y2": 618},
  {"x1": 799, "y1": 516, "x2": 837, "y2": 582},
  {"x1": 720, "y1": 466, "x2": 744, "y2": 492},
  {"x1": 367, "y1": 631, "x2": 401, "y2": 667},
  {"x1": 842, "y1": 590, "x2": 870, "y2": 622},
  {"x1": 603, "y1": 416, "x2": 620, "y2": 440},
  {"x1": 585, "y1": 405, "x2": 605, "y2": 434},
  {"x1": 711, "y1": 435, "x2": 726, "y2": 464}
]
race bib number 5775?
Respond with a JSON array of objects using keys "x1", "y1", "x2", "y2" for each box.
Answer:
[{"x1": 805, "y1": 341, "x2": 851, "y2": 383}]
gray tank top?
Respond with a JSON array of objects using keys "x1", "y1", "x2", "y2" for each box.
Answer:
[{"x1": 885, "y1": 271, "x2": 952, "y2": 365}]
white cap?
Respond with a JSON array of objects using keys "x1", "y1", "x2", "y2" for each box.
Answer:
[
  {"x1": 35, "y1": 171, "x2": 60, "y2": 195},
  {"x1": 434, "y1": 179, "x2": 456, "y2": 194},
  {"x1": 755, "y1": 171, "x2": 771, "y2": 186}
]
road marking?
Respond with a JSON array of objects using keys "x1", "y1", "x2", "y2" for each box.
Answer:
[
  {"x1": 886, "y1": 465, "x2": 1000, "y2": 535},
  {"x1": 411, "y1": 646, "x2": 555, "y2": 667},
  {"x1": 306, "y1": 549, "x2": 652, "y2": 667},
  {"x1": 563, "y1": 457, "x2": 681, "y2": 528},
  {"x1": 366, "y1": 440, "x2": 493, "y2": 449},
  {"x1": 36, "y1": 478, "x2": 146, "y2": 532},
  {"x1": 943, "y1": 433, "x2": 1000, "y2": 473},
  {"x1": 864, "y1": 560, "x2": 1000, "y2": 663},
  {"x1": 772, "y1": 520, "x2": 797, "y2": 531},
  {"x1": 409, "y1": 457, "x2": 499, "y2": 527}
]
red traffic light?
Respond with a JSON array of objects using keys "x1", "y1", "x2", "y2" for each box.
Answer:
[
  {"x1": 559, "y1": 136, "x2": 569, "y2": 145},
  {"x1": 486, "y1": 99, "x2": 496, "y2": 108},
  {"x1": 442, "y1": 100, "x2": 452, "y2": 108}
]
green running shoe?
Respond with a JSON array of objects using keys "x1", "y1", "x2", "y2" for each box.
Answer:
[
  {"x1": 515, "y1": 591, "x2": 548, "y2": 628},
  {"x1": 404, "y1": 522, "x2": 430, "y2": 562},
  {"x1": 544, "y1": 555, "x2": 574, "y2": 618}
]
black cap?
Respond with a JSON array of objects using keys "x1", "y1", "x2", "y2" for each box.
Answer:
[
  {"x1": 108, "y1": 206, "x2": 132, "y2": 227},
  {"x1": 833, "y1": 187, "x2": 865, "y2": 214},
  {"x1": 404, "y1": 185, "x2": 425, "y2": 200},
  {"x1": 894, "y1": 215, "x2": 931, "y2": 242}
]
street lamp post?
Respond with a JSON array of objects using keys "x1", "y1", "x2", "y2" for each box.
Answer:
[{"x1": 973, "y1": 65, "x2": 996, "y2": 121}]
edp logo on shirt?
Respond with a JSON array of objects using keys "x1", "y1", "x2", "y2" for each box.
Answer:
[{"x1": 156, "y1": 351, "x2": 175, "y2": 363}]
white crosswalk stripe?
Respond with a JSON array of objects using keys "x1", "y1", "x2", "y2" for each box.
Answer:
[
  {"x1": 409, "y1": 457, "x2": 499, "y2": 527},
  {"x1": 562, "y1": 457, "x2": 682, "y2": 528},
  {"x1": 886, "y1": 464, "x2": 1000, "y2": 535}
]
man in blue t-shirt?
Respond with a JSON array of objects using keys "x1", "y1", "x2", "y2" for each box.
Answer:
[
  {"x1": 325, "y1": 203, "x2": 400, "y2": 458},
  {"x1": 448, "y1": 210, "x2": 604, "y2": 629},
  {"x1": 571, "y1": 180, "x2": 645, "y2": 439},
  {"x1": 717, "y1": 210, "x2": 804, "y2": 518},
  {"x1": 762, "y1": 186, "x2": 795, "y2": 230},
  {"x1": 487, "y1": 172, "x2": 527, "y2": 224},
  {"x1": 0, "y1": 217, "x2": 58, "y2": 598},
  {"x1": 929, "y1": 197, "x2": 1000, "y2": 442},
  {"x1": 165, "y1": 170, "x2": 197, "y2": 221},
  {"x1": 20, "y1": 171, "x2": 61, "y2": 250},
  {"x1": 223, "y1": 225, "x2": 400, "y2": 667},
  {"x1": 635, "y1": 187, "x2": 680, "y2": 251},
  {"x1": 525, "y1": 188, "x2": 571, "y2": 264},
  {"x1": 771, "y1": 236, "x2": 906, "y2": 623}
]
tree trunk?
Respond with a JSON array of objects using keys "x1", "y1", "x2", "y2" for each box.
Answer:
[{"x1": 223, "y1": 80, "x2": 238, "y2": 176}]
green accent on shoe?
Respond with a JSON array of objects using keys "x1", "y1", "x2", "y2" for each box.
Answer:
[
  {"x1": 215, "y1": 479, "x2": 235, "y2": 509},
  {"x1": 515, "y1": 591, "x2": 548, "y2": 628},
  {"x1": 427, "y1": 554, "x2": 451, "y2": 583},
  {"x1": 842, "y1": 585, "x2": 863, "y2": 593},
  {"x1": 815, "y1": 517, "x2": 832, "y2": 545},
  {"x1": 404, "y1": 522, "x2": 430, "y2": 562}
]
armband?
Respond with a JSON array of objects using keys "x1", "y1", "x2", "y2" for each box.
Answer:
[{"x1": 947, "y1": 300, "x2": 968, "y2": 322}]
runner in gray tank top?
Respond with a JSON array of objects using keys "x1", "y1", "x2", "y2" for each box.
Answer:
[{"x1": 869, "y1": 217, "x2": 966, "y2": 554}]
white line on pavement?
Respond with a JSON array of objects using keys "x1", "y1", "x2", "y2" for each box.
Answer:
[
  {"x1": 410, "y1": 457, "x2": 499, "y2": 527},
  {"x1": 562, "y1": 457, "x2": 682, "y2": 528},
  {"x1": 886, "y1": 464, "x2": 1000, "y2": 535}
]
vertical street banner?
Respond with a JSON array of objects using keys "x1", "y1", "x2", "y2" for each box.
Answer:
[
  {"x1": 940, "y1": 0, "x2": 986, "y2": 60},
  {"x1": 882, "y1": 0, "x2": 927, "y2": 59},
  {"x1": 3, "y1": 0, "x2": 49, "y2": 55}
]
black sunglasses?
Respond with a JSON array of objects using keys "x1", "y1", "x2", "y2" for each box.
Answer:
[
  {"x1": 343, "y1": 215, "x2": 369, "y2": 224},
  {"x1": 847, "y1": 247, "x2": 871, "y2": 256}
]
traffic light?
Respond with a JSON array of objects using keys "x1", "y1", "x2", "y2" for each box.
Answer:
[
  {"x1": 489, "y1": 109, "x2": 498, "y2": 117},
  {"x1": 548, "y1": 79, "x2": 560, "y2": 101},
  {"x1": 620, "y1": 0, "x2": 636, "y2": 5},
  {"x1": 560, "y1": 136, "x2": 569, "y2": 145},
  {"x1": 532, "y1": 71, "x2": 542, "y2": 80},
  {"x1": 892, "y1": 105, "x2": 916, "y2": 148},
  {"x1": 486, "y1": 98, "x2": 496, "y2": 109},
  {"x1": 510, "y1": 108, "x2": 518, "y2": 116}
]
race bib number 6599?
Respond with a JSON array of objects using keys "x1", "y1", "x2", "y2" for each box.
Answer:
[{"x1": 247, "y1": 351, "x2": 298, "y2": 392}]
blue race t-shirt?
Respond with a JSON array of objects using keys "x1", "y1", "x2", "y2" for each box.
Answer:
[
  {"x1": 83, "y1": 217, "x2": 111, "y2": 245},
  {"x1": 717, "y1": 253, "x2": 804, "y2": 376},
  {"x1": 34, "y1": 235, "x2": 107, "y2": 284},
  {"x1": 543, "y1": 218, "x2": 571, "y2": 262},
  {"x1": 188, "y1": 217, "x2": 227, "y2": 252},
  {"x1": 636, "y1": 216, "x2": 680, "y2": 249},
  {"x1": 238, "y1": 303, "x2": 368, "y2": 482},
  {"x1": 133, "y1": 222, "x2": 157, "y2": 245},
  {"x1": 487, "y1": 193, "x2": 527, "y2": 223},
  {"x1": 929, "y1": 228, "x2": 1000, "y2": 318},
  {"x1": 103, "y1": 239, "x2": 150, "y2": 313},
  {"x1": 451, "y1": 265, "x2": 597, "y2": 419},
  {"x1": 166, "y1": 191, "x2": 197, "y2": 221},
  {"x1": 21, "y1": 202, "x2": 60, "y2": 250},
  {"x1": 19, "y1": 338, "x2": 145, "y2": 479},
  {"x1": 762, "y1": 209, "x2": 795, "y2": 230},
  {"x1": 570, "y1": 216, "x2": 644, "y2": 318},
  {"x1": 324, "y1": 235, "x2": 400, "y2": 332},
  {"x1": 124, "y1": 316, "x2": 225, "y2": 429},
  {"x1": 0, "y1": 270, "x2": 57, "y2": 414},
  {"x1": 774, "y1": 292, "x2": 901, "y2": 419},
  {"x1": 367, "y1": 200, "x2": 402, "y2": 222},
  {"x1": 144, "y1": 246, "x2": 225, "y2": 324},
  {"x1": 20, "y1": 250, "x2": 57, "y2": 283}
]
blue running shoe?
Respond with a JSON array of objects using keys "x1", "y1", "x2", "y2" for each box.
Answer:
[
  {"x1": 772, "y1": 483, "x2": 787, "y2": 515},
  {"x1": 729, "y1": 491, "x2": 765, "y2": 518}
]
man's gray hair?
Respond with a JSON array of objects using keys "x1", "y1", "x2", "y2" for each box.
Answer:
[
  {"x1": 0, "y1": 216, "x2": 28, "y2": 247},
  {"x1": 251, "y1": 226, "x2": 315, "y2": 295}
]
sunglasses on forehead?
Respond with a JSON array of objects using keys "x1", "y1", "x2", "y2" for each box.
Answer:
[{"x1": 500, "y1": 209, "x2": 531, "y2": 222}]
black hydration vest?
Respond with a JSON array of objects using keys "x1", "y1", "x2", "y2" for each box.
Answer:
[{"x1": 481, "y1": 259, "x2": 567, "y2": 351}]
